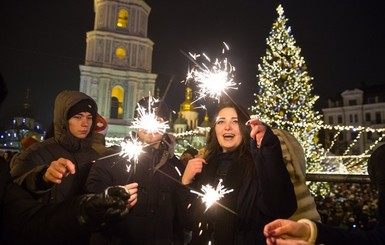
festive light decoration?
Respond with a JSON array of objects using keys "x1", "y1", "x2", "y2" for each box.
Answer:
[{"x1": 250, "y1": 4, "x2": 324, "y2": 172}]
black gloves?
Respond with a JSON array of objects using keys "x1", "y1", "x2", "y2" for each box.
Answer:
[{"x1": 78, "y1": 186, "x2": 130, "y2": 227}]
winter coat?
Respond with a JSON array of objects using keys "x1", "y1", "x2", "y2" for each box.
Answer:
[
  {"x1": 272, "y1": 129, "x2": 321, "y2": 222},
  {"x1": 187, "y1": 128, "x2": 297, "y2": 245},
  {"x1": 86, "y1": 138, "x2": 187, "y2": 244},
  {"x1": 1, "y1": 157, "x2": 96, "y2": 245},
  {"x1": 10, "y1": 90, "x2": 100, "y2": 204}
]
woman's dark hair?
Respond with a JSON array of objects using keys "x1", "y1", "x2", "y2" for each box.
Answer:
[{"x1": 204, "y1": 99, "x2": 251, "y2": 160}]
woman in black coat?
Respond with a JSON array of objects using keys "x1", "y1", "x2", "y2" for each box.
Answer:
[{"x1": 182, "y1": 99, "x2": 297, "y2": 244}]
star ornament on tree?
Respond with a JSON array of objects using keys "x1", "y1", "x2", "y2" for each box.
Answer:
[{"x1": 277, "y1": 4, "x2": 284, "y2": 16}]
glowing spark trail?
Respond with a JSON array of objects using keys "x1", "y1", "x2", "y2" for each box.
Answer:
[
  {"x1": 119, "y1": 133, "x2": 146, "y2": 165},
  {"x1": 185, "y1": 42, "x2": 240, "y2": 103},
  {"x1": 191, "y1": 179, "x2": 234, "y2": 212},
  {"x1": 131, "y1": 95, "x2": 170, "y2": 135}
]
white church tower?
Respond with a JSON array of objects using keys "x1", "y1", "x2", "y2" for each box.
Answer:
[{"x1": 79, "y1": 0, "x2": 156, "y2": 137}]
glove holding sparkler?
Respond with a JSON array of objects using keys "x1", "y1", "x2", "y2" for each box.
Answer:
[{"x1": 78, "y1": 184, "x2": 138, "y2": 227}]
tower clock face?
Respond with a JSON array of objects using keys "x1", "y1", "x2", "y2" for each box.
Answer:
[{"x1": 116, "y1": 47, "x2": 126, "y2": 58}]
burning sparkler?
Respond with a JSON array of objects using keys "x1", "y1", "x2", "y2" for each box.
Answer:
[
  {"x1": 191, "y1": 179, "x2": 234, "y2": 212},
  {"x1": 119, "y1": 132, "x2": 146, "y2": 165},
  {"x1": 131, "y1": 95, "x2": 170, "y2": 135},
  {"x1": 184, "y1": 42, "x2": 240, "y2": 103}
]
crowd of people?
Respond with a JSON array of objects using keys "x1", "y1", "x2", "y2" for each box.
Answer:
[
  {"x1": 313, "y1": 182, "x2": 379, "y2": 231},
  {"x1": 1, "y1": 72, "x2": 384, "y2": 245}
]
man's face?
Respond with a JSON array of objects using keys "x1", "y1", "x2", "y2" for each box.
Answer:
[
  {"x1": 136, "y1": 116, "x2": 165, "y2": 144},
  {"x1": 68, "y1": 112, "x2": 93, "y2": 139},
  {"x1": 137, "y1": 130, "x2": 163, "y2": 144}
]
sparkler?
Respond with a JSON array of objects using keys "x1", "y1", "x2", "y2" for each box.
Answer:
[
  {"x1": 119, "y1": 132, "x2": 146, "y2": 165},
  {"x1": 131, "y1": 95, "x2": 170, "y2": 135},
  {"x1": 184, "y1": 42, "x2": 240, "y2": 103},
  {"x1": 191, "y1": 179, "x2": 234, "y2": 213}
]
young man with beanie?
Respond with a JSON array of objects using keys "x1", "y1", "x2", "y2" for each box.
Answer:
[
  {"x1": 0, "y1": 79, "x2": 138, "y2": 244},
  {"x1": 86, "y1": 96, "x2": 187, "y2": 245},
  {"x1": 10, "y1": 90, "x2": 137, "y2": 210},
  {"x1": 10, "y1": 90, "x2": 101, "y2": 206}
]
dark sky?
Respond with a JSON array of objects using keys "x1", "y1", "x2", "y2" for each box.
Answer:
[{"x1": 1, "y1": 0, "x2": 384, "y2": 128}]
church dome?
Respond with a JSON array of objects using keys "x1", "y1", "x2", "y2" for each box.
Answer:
[{"x1": 180, "y1": 86, "x2": 197, "y2": 112}]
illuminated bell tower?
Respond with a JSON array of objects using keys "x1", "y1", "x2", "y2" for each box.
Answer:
[{"x1": 79, "y1": 0, "x2": 156, "y2": 137}]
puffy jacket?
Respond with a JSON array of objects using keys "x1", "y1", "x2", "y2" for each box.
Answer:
[{"x1": 10, "y1": 90, "x2": 100, "y2": 204}]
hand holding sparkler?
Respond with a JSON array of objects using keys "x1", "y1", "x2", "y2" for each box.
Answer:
[
  {"x1": 43, "y1": 158, "x2": 76, "y2": 184},
  {"x1": 123, "y1": 182, "x2": 139, "y2": 208},
  {"x1": 182, "y1": 157, "x2": 207, "y2": 185}
]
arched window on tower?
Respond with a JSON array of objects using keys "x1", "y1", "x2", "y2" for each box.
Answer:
[
  {"x1": 117, "y1": 9, "x2": 128, "y2": 28},
  {"x1": 110, "y1": 86, "x2": 124, "y2": 119}
]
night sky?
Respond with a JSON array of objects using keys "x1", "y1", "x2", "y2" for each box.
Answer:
[{"x1": 1, "y1": 0, "x2": 384, "y2": 128}]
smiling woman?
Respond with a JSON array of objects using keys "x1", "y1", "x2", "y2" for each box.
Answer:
[{"x1": 181, "y1": 98, "x2": 297, "y2": 244}]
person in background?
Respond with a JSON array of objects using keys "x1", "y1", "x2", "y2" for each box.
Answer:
[
  {"x1": 92, "y1": 113, "x2": 119, "y2": 156},
  {"x1": 21, "y1": 135, "x2": 39, "y2": 150},
  {"x1": 180, "y1": 147, "x2": 198, "y2": 166},
  {"x1": 86, "y1": 96, "x2": 187, "y2": 244},
  {"x1": 0, "y1": 72, "x2": 138, "y2": 245},
  {"x1": 9, "y1": 136, "x2": 39, "y2": 170},
  {"x1": 263, "y1": 143, "x2": 385, "y2": 245},
  {"x1": 182, "y1": 98, "x2": 297, "y2": 244}
]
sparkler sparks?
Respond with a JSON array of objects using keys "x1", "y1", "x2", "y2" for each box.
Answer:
[
  {"x1": 131, "y1": 95, "x2": 170, "y2": 135},
  {"x1": 191, "y1": 179, "x2": 233, "y2": 212},
  {"x1": 119, "y1": 132, "x2": 146, "y2": 164},
  {"x1": 185, "y1": 42, "x2": 240, "y2": 103}
]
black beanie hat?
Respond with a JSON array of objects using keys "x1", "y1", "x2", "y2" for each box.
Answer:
[
  {"x1": 67, "y1": 99, "x2": 97, "y2": 120},
  {"x1": 134, "y1": 96, "x2": 170, "y2": 121}
]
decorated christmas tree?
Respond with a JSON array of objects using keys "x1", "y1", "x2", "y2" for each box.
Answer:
[{"x1": 250, "y1": 4, "x2": 323, "y2": 171}]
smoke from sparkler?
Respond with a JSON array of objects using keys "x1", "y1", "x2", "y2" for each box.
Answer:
[
  {"x1": 191, "y1": 179, "x2": 233, "y2": 211},
  {"x1": 185, "y1": 42, "x2": 240, "y2": 103}
]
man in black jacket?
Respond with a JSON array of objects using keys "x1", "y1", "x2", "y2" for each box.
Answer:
[
  {"x1": 86, "y1": 96, "x2": 187, "y2": 244},
  {"x1": 0, "y1": 73, "x2": 137, "y2": 244}
]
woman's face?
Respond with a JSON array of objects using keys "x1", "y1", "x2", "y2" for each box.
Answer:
[{"x1": 214, "y1": 107, "x2": 242, "y2": 152}]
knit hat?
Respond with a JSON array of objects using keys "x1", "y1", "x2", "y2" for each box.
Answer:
[
  {"x1": 67, "y1": 99, "x2": 97, "y2": 120},
  {"x1": 134, "y1": 96, "x2": 170, "y2": 121},
  {"x1": 95, "y1": 114, "x2": 108, "y2": 135}
]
